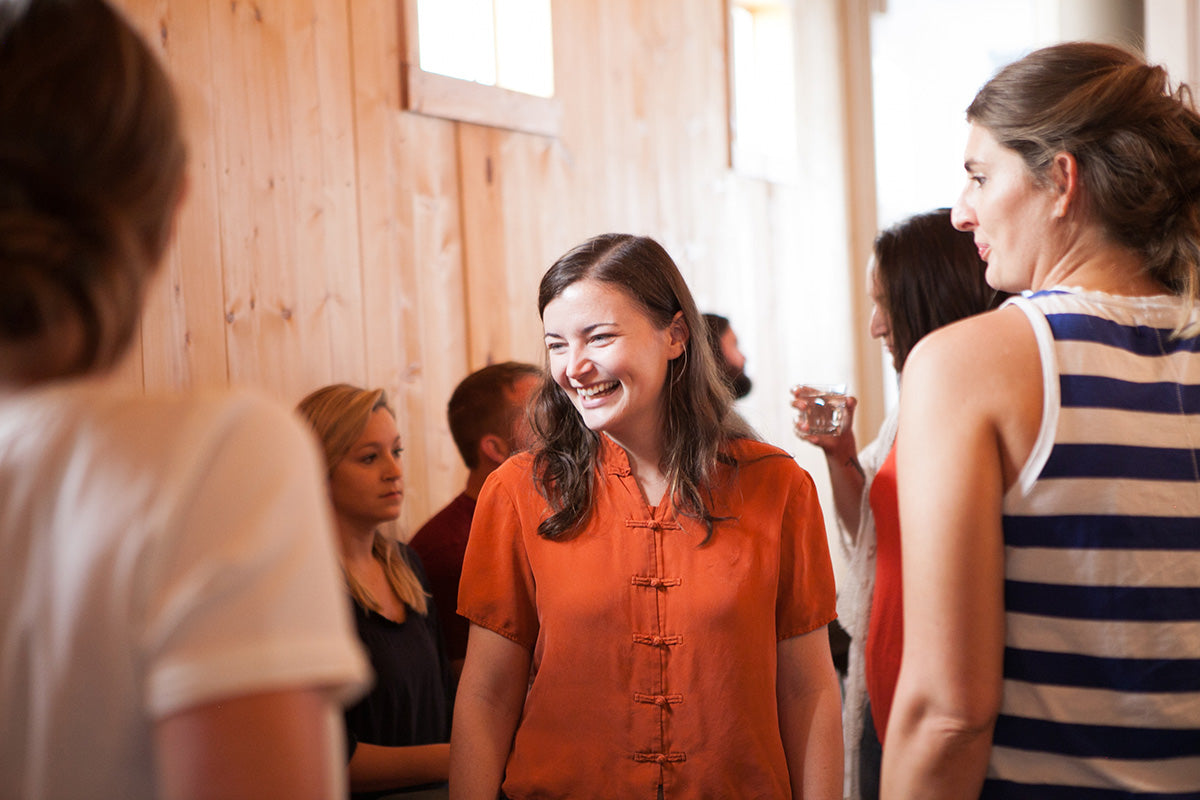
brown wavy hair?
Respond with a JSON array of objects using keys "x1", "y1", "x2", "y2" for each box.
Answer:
[
  {"x1": 0, "y1": 0, "x2": 187, "y2": 382},
  {"x1": 967, "y1": 41, "x2": 1200, "y2": 333},
  {"x1": 531, "y1": 233, "x2": 756, "y2": 542}
]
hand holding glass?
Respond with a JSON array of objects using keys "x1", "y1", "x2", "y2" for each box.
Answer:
[{"x1": 791, "y1": 383, "x2": 849, "y2": 437}]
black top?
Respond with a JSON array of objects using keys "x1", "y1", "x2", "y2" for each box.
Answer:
[{"x1": 346, "y1": 542, "x2": 452, "y2": 799}]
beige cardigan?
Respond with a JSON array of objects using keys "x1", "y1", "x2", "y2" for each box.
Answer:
[{"x1": 836, "y1": 405, "x2": 898, "y2": 800}]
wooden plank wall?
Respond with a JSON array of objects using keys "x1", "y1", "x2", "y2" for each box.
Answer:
[{"x1": 113, "y1": 0, "x2": 870, "y2": 539}]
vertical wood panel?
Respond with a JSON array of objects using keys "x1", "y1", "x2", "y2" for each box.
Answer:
[
  {"x1": 138, "y1": 0, "x2": 230, "y2": 392},
  {"x1": 551, "y1": 0, "x2": 636, "y2": 234},
  {"x1": 458, "y1": 125, "x2": 568, "y2": 371},
  {"x1": 392, "y1": 114, "x2": 473, "y2": 535},
  {"x1": 279, "y1": 0, "x2": 366, "y2": 395},
  {"x1": 200, "y1": 0, "x2": 365, "y2": 404},
  {"x1": 206, "y1": 0, "x2": 298, "y2": 400},
  {"x1": 349, "y1": 0, "x2": 470, "y2": 534}
]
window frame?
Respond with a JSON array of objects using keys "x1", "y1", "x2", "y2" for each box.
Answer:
[{"x1": 398, "y1": 0, "x2": 562, "y2": 137}]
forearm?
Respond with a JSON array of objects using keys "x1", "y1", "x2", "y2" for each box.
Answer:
[
  {"x1": 782, "y1": 683, "x2": 843, "y2": 799},
  {"x1": 450, "y1": 626, "x2": 529, "y2": 800},
  {"x1": 777, "y1": 632, "x2": 844, "y2": 800},
  {"x1": 448, "y1": 689, "x2": 522, "y2": 800},
  {"x1": 348, "y1": 742, "x2": 449, "y2": 792},
  {"x1": 825, "y1": 452, "x2": 866, "y2": 537}
]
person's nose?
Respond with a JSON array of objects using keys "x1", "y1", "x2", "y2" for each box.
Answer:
[
  {"x1": 383, "y1": 451, "x2": 403, "y2": 482},
  {"x1": 869, "y1": 304, "x2": 888, "y2": 341},
  {"x1": 565, "y1": 344, "x2": 592, "y2": 382},
  {"x1": 951, "y1": 189, "x2": 976, "y2": 231}
]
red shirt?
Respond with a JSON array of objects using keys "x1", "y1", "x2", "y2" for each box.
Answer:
[
  {"x1": 459, "y1": 435, "x2": 837, "y2": 799},
  {"x1": 409, "y1": 491, "x2": 477, "y2": 663},
  {"x1": 865, "y1": 443, "x2": 902, "y2": 742}
]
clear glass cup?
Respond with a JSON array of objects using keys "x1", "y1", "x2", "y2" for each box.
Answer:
[{"x1": 791, "y1": 383, "x2": 849, "y2": 436}]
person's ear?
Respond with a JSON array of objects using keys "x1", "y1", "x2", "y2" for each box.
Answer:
[
  {"x1": 668, "y1": 311, "x2": 689, "y2": 359},
  {"x1": 478, "y1": 433, "x2": 511, "y2": 465},
  {"x1": 1049, "y1": 151, "x2": 1079, "y2": 219}
]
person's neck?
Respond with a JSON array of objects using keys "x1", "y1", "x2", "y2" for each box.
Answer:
[
  {"x1": 336, "y1": 519, "x2": 377, "y2": 567},
  {"x1": 1035, "y1": 230, "x2": 1164, "y2": 297},
  {"x1": 463, "y1": 466, "x2": 491, "y2": 501},
  {"x1": 604, "y1": 430, "x2": 669, "y2": 507}
]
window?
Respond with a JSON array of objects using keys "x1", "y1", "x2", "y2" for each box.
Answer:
[
  {"x1": 400, "y1": 0, "x2": 559, "y2": 136},
  {"x1": 727, "y1": 0, "x2": 798, "y2": 181},
  {"x1": 869, "y1": 0, "x2": 1058, "y2": 406},
  {"x1": 871, "y1": 0, "x2": 1058, "y2": 228}
]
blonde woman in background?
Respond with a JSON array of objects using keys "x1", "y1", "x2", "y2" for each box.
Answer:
[{"x1": 299, "y1": 384, "x2": 453, "y2": 799}]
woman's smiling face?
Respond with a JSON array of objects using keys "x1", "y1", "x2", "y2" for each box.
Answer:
[{"x1": 542, "y1": 278, "x2": 685, "y2": 448}]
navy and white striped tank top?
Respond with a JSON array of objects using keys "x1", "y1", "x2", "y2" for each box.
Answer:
[{"x1": 984, "y1": 288, "x2": 1200, "y2": 798}]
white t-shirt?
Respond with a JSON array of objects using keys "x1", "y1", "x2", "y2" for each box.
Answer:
[{"x1": 0, "y1": 378, "x2": 370, "y2": 799}]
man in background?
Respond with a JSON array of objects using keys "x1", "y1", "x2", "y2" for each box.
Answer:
[
  {"x1": 704, "y1": 313, "x2": 752, "y2": 399},
  {"x1": 410, "y1": 361, "x2": 540, "y2": 679}
]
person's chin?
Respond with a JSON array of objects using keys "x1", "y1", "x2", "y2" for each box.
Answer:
[
  {"x1": 985, "y1": 261, "x2": 1023, "y2": 293},
  {"x1": 578, "y1": 406, "x2": 613, "y2": 433}
]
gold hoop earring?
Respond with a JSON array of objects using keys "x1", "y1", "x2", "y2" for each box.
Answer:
[{"x1": 671, "y1": 348, "x2": 688, "y2": 386}]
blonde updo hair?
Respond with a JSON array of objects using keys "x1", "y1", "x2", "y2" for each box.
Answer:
[
  {"x1": 967, "y1": 41, "x2": 1200, "y2": 332},
  {"x1": 297, "y1": 383, "x2": 428, "y2": 616},
  {"x1": 0, "y1": 0, "x2": 187, "y2": 382}
]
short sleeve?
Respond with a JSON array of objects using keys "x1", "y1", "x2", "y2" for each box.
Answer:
[
  {"x1": 457, "y1": 462, "x2": 540, "y2": 649},
  {"x1": 775, "y1": 462, "x2": 838, "y2": 640},
  {"x1": 140, "y1": 395, "x2": 370, "y2": 719}
]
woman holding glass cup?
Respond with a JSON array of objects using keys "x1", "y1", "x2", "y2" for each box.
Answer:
[{"x1": 793, "y1": 208, "x2": 1005, "y2": 800}]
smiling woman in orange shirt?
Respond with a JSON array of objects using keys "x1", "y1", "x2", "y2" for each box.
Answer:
[{"x1": 450, "y1": 233, "x2": 842, "y2": 800}]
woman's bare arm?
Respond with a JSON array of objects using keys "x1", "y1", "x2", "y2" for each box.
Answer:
[
  {"x1": 882, "y1": 310, "x2": 1039, "y2": 799},
  {"x1": 155, "y1": 688, "x2": 346, "y2": 800},
  {"x1": 449, "y1": 624, "x2": 532, "y2": 800},
  {"x1": 348, "y1": 742, "x2": 449, "y2": 792},
  {"x1": 777, "y1": 626, "x2": 844, "y2": 800}
]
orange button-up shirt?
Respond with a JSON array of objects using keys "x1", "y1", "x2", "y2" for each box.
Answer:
[{"x1": 459, "y1": 435, "x2": 836, "y2": 799}]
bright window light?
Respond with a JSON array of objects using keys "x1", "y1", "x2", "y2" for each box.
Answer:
[
  {"x1": 417, "y1": 0, "x2": 554, "y2": 98},
  {"x1": 871, "y1": 0, "x2": 1058, "y2": 227},
  {"x1": 730, "y1": 0, "x2": 797, "y2": 180},
  {"x1": 870, "y1": 0, "x2": 1058, "y2": 405}
]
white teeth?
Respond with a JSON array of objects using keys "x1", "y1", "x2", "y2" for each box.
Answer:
[{"x1": 577, "y1": 381, "x2": 618, "y2": 399}]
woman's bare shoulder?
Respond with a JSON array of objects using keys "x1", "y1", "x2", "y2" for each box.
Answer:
[
  {"x1": 901, "y1": 304, "x2": 1043, "y2": 482},
  {"x1": 904, "y1": 305, "x2": 1038, "y2": 391}
]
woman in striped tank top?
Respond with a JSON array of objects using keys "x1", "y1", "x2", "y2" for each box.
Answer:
[{"x1": 883, "y1": 42, "x2": 1200, "y2": 799}]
